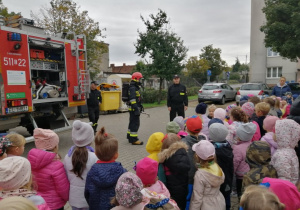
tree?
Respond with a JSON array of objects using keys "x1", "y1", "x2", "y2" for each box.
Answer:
[
  {"x1": 185, "y1": 56, "x2": 210, "y2": 83},
  {"x1": 260, "y1": 0, "x2": 300, "y2": 61},
  {"x1": 31, "y1": 0, "x2": 107, "y2": 76},
  {"x1": 135, "y1": 9, "x2": 188, "y2": 104},
  {"x1": 232, "y1": 57, "x2": 241, "y2": 72},
  {"x1": 0, "y1": 0, "x2": 20, "y2": 17}
]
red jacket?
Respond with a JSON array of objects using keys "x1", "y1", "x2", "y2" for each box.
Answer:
[{"x1": 28, "y1": 149, "x2": 69, "y2": 210}]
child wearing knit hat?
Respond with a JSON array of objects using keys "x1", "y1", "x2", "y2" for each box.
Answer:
[
  {"x1": 63, "y1": 120, "x2": 98, "y2": 210},
  {"x1": 166, "y1": 121, "x2": 180, "y2": 134},
  {"x1": 173, "y1": 116, "x2": 188, "y2": 137},
  {"x1": 261, "y1": 116, "x2": 279, "y2": 156},
  {"x1": 145, "y1": 132, "x2": 164, "y2": 162},
  {"x1": 233, "y1": 123, "x2": 256, "y2": 200},
  {"x1": 27, "y1": 128, "x2": 69, "y2": 210},
  {"x1": 195, "y1": 102, "x2": 210, "y2": 137},
  {"x1": 214, "y1": 108, "x2": 230, "y2": 129},
  {"x1": 158, "y1": 133, "x2": 190, "y2": 209},
  {"x1": 209, "y1": 124, "x2": 234, "y2": 210},
  {"x1": 190, "y1": 140, "x2": 226, "y2": 210},
  {"x1": 5, "y1": 133, "x2": 25, "y2": 157},
  {"x1": 225, "y1": 104, "x2": 237, "y2": 125},
  {"x1": 241, "y1": 102, "x2": 261, "y2": 141},
  {"x1": 85, "y1": 127, "x2": 127, "y2": 210},
  {"x1": 0, "y1": 196, "x2": 38, "y2": 210},
  {"x1": 0, "y1": 156, "x2": 50, "y2": 209}
]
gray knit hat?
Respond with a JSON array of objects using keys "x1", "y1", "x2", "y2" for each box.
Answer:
[
  {"x1": 72, "y1": 120, "x2": 94, "y2": 147},
  {"x1": 209, "y1": 123, "x2": 228, "y2": 142},
  {"x1": 166, "y1": 121, "x2": 180, "y2": 134},
  {"x1": 236, "y1": 123, "x2": 256, "y2": 141}
]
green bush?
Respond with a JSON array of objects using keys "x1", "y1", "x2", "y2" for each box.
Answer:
[
  {"x1": 187, "y1": 86, "x2": 200, "y2": 96},
  {"x1": 142, "y1": 88, "x2": 167, "y2": 103}
]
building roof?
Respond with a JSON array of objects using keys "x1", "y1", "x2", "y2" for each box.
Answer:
[{"x1": 111, "y1": 63, "x2": 135, "y2": 74}]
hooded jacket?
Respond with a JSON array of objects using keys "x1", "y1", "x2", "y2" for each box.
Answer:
[
  {"x1": 233, "y1": 141, "x2": 251, "y2": 179},
  {"x1": 271, "y1": 83, "x2": 291, "y2": 97},
  {"x1": 27, "y1": 149, "x2": 70, "y2": 210},
  {"x1": 146, "y1": 132, "x2": 164, "y2": 162},
  {"x1": 243, "y1": 141, "x2": 277, "y2": 192},
  {"x1": 84, "y1": 161, "x2": 126, "y2": 210},
  {"x1": 261, "y1": 132, "x2": 278, "y2": 156},
  {"x1": 270, "y1": 119, "x2": 300, "y2": 184},
  {"x1": 189, "y1": 164, "x2": 225, "y2": 210},
  {"x1": 158, "y1": 141, "x2": 190, "y2": 210}
]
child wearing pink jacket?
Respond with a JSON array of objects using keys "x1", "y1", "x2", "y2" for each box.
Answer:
[{"x1": 28, "y1": 128, "x2": 69, "y2": 210}]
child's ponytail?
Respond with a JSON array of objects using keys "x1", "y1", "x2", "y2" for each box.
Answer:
[
  {"x1": 71, "y1": 147, "x2": 88, "y2": 180},
  {"x1": 95, "y1": 127, "x2": 118, "y2": 161}
]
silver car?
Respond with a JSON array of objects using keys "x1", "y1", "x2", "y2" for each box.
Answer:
[
  {"x1": 198, "y1": 83, "x2": 237, "y2": 104},
  {"x1": 236, "y1": 83, "x2": 272, "y2": 102}
]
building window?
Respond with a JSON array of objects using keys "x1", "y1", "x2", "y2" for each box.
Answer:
[
  {"x1": 267, "y1": 48, "x2": 280, "y2": 57},
  {"x1": 267, "y1": 67, "x2": 282, "y2": 78}
]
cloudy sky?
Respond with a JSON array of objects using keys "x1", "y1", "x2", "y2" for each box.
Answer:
[{"x1": 2, "y1": 0, "x2": 251, "y2": 66}]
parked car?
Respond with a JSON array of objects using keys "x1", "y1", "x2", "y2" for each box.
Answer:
[
  {"x1": 236, "y1": 83, "x2": 272, "y2": 102},
  {"x1": 287, "y1": 82, "x2": 300, "y2": 96},
  {"x1": 198, "y1": 83, "x2": 237, "y2": 104}
]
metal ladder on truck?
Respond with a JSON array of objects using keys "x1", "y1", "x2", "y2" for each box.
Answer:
[{"x1": 74, "y1": 35, "x2": 90, "y2": 100}]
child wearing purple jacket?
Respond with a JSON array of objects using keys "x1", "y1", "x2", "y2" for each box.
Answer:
[{"x1": 261, "y1": 116, "x2": 279, "y2": 156}]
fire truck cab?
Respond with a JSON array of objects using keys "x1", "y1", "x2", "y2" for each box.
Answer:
[{"x1": 0, "y1": 18, "x2": 90, "y2": 142}]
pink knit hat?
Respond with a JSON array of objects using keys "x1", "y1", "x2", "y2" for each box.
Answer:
[
  {"x1": 34, "y1": 128, "x2": 59, "y2": 150},
  {"x1": 263, "y1": 116, "x2": 279, "y2": 132},
  {"x1": 0, "y1": 156, "x2": 31, "y2": 190},
  {"x1": 192, "y1": 140, "x2": 215, "y2": 160},
  {"x1": 242, "y1": 102, "x2": 255, "y2": 117},
  {"x1": 214, "y1": 108, "x2": 226, "y2": 120},
  {"x1": 136, "y1": 157, "x2": 158, "y2": 185}
]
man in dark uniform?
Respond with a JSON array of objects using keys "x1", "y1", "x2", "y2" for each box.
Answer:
[
  {"x1": 87, "y1": 81, "x2": 102, "y2": 133},
  {"x1": 127, "y1": 72, "x2": 144, "y2": 145},
  {"x1": 167, "y1": 74, "x2": 188, "y2": 121}
]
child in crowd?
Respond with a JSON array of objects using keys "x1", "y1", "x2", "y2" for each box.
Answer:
[
  {"x1": 233, "y1": 123, "x2": 256, "y2": 200},
  {"x1": 173, "y1": 116, "x2": 187, "y2": 137},
  {"x1": 240, "y1": 185, "x2": 285, "y2": 210},
  {"x1": 85, "y1": 127, "x2": 126, "y2": 210},
  {"x1": 182, "y1": 116, "x2": 205, "y2": 209},
  {"x1": 158, "y1": 133, "x2": 190, "y2": 209},
  {"x1": 0, "y1": 156, "x2": 50, "y2": 209},
  {"x1": 209, "y1": 123, "x2": 233, "y2": 210},
  {"x1": 166, "y1": 121, "x2": 180, "y2": 134},
  {"x1": 241, "y1": 102, "x2": 261, "y2": 141},
  {"x1": 136, "y1": 157, "x2": 179, "y2": 209},
  {"x1": 207, "y1": 104, "x2": 217, "y2": 119},
  {"x1": 254, "y1": 102, "x2": 270, "y2": 137},
  {"x1": 248, "y1": 96, "x2": 261, "y2": 121},
  {"x1": 27, "y1": 128, "x2": 69, "y2": 210},
  {"x1": 285, "y1": 92, "x2": 293, "y2": 105},
  {"x1": 195, "y1": 102, "x2": 210, "y2": 137},
  {"x1": 242, "y1": 141, "x2": 277, "y2": 191},
  {"x1": 281, "y1": 98, "x2": 290, "y2": 118},
  {"x1": 64, "y1": 120, "x2": 98, "y2": 210},
  {"x1": 190, "y1": 140, "x2": 225, "y2": 210},
  {"x1": 0, "y1": 196, "x2": 38, "y2": 210},
  {"x1": 225, "y1": 104, "x2": 237, "y2": 125},
  {"x1": 0, "y1": 137, "x2": 11, "y2": 160},
  {"x1": 261, "y1": 177, "x2": 300, "y2": 210},
  {"x1": 214, "y1": 108, "x2": 230, "y2": 128},
  {"x1": 270, "y1": 119, "x2": 300, "y2": 184},
  {"x1": 226, "y1": 107, "x2": 248, "y2": 145},
  {"x1": 261, "y1": 116, "x2": 279, "y2": 156},
  {"x1": 146, "y1": 132, "x2": 164, "y2": 162},
  {"x1": 5, "y1": 133, "x2": 25, "y2": 157},
  {"x1": 263, "y1": 97, "x2": 278, "y2": 117}
]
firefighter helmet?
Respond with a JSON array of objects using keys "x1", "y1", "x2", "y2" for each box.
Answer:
[{"x1": 131, "y1": 72, "x2": 143, "y2": 81}]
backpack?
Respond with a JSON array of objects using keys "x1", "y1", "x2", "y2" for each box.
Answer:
[{"x1": 122, "y1": 83, "x2": 130, "y2": 102}]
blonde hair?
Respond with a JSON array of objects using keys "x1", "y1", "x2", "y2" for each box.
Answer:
[
  {"x1": 0, "y1": 196, "x2": 38, "y2": 210},
  {"x1": 194, "y1": 154, "x2": 215, "y2": 169},
  {"x1": 255, "y1": 102, "x2": 271, "y2": 115},
  {"x1": 270, "y1": 96, "x2": 280, "y2": 109},
  {"x1": 161, "y1": 133, "x2": 181, "y2": 150},
  {"x1": 208, "y1": 104, "x2": 217, "y2": 111},
  {"x1": 240, "y1": 185, "x2": 285, "y2": 210},
  {"x1": 280, "y1": 76, "x2": 286, "y2": 81},
  {"x1": 95, "y1": 127, "x2": 118, "y2": 161},
  {"x1": 5, "y1": 134, "x2": 25, "y2": 154},
  {"x1": 20, "y1": 174, "x2": 34, "y2": 191}
]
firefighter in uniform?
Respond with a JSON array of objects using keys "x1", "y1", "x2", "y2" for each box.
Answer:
[
  {"x1": 127, "y1": 72, "x2": 144, "y2": 145},
  {"x1": 87, "y1": 81, "x2": 102, "y2": 133},
  {"x1": 167, "y1": 74, "x2": 188, "y2": 121}
]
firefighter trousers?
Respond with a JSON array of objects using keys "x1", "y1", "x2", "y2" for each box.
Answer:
[
  {"x1": 88, "y1": 106, "x2": 99, "y2": 133},
  {"x1": 127, "y1": 111, "x2": 140, "y2": 143},
  {"x1": 170, "y1": 105, "x2": 185, "y2": 121}
]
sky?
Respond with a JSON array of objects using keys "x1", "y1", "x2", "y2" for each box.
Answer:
[{"x1": 2, "y1": 0, "x2": 251, "y2": 66}]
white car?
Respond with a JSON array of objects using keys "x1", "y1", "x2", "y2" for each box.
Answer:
[{"x1": 236, "y1": 83, "x2": 272, "y2": 102}]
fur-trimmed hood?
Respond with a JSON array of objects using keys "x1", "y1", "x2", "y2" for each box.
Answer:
[{"x1": 158, "y1": 141, "x2": 188, "y2": 163}]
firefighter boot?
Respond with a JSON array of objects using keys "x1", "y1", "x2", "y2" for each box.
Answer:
[{"x1": 132, "y1": 140, "x2": 144, "y2": 145}]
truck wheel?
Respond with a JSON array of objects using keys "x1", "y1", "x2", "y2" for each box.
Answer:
[{"x1": 220, "y1": 96, "x2": 225, "y2": 105}]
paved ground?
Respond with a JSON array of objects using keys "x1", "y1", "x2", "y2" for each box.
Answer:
[{"x1": 16, "y1": 99, "x2": 239, "y2": 209}]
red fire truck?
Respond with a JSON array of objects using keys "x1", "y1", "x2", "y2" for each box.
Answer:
[{"x1": 0, "y1": 19, "x2": 90, "y2": 142}]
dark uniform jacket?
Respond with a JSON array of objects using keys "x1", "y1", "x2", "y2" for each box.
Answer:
[
  {"x1": 167, "y1": 84, "x2": 188, "y2": 107},
  {"x1": 87, "y1": 89, "x2": 102, "y2": 108},
  {"x1": 128, "y1": 81, "x2": 141, "y2": 113}
]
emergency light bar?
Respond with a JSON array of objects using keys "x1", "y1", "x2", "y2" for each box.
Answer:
[{"x1": 7, "y1": 32, "x2": 22, "y2": 41}]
